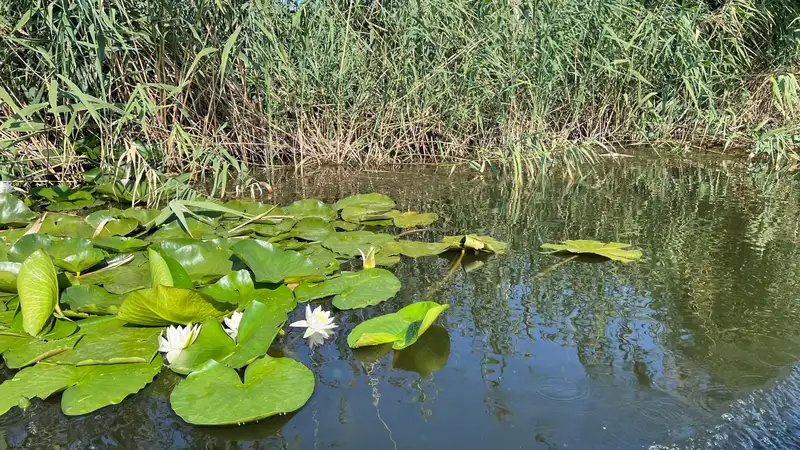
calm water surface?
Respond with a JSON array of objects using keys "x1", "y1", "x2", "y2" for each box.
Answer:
[{"x1": 4, "y1": 157, "x2": 800, "y2": 449}]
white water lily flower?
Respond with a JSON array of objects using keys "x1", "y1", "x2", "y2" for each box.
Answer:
[
  {"x1": 358, "y1": 247, "x2": 376, "y2": 270},
  {"x1": 224, "y1": 311, "x2": 244, "y2": 342},
  {"x1": 289, "y1": 305, "x2": 337, "y2": 344},
  {"x1": 0, "y1": 182, "x2": 14, "y2": 194},
  {"x1": 158, "y1": 324, "x2": 201, "y2": 364}
]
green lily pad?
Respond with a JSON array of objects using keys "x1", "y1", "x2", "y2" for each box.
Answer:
[
  {"x1": 75, "y1": 253, "x2": 151, "y2": 294},
  {"x1": 118, "y1": 207, "x2": 160, "y2": 225},
  {"x1": 3, "y1": 333, "x2": 84, "y2": 369},
  {"x1": 18, "y1": 250, "x2": 59, "y2": 336},
  {"x1": 148, "y1": 248, "x2": 193, "y2": 289},
  {"x1": 223, "y1": 200, "x2": 282, "y2": 216},
  {"x1": 198, "y1": 270, "x2": 254, "y2": 305},
  {"x1": 393, "y1": 212, "x2": 439, "y2": 228},
  {"x1": 232, "y1": 240, "x2": 327, "y2": 284},
  {"x1": 298, "y1": 245, "x2": 341, "y2": 273},
  {"x1": 285, "y1": 199, "x2": 336, "y2": 222},
  {"x1": 92, "y1": 218, "x2": 139, "y2": 237},
  {"x1": 392, "y1": 325, "x2": 450, "y2": 376},
  {"x1": 94, "y1": 180, "x2": 149, "y2": 203},
  {"x1": 38, "y1": 214, "x2": 94, "y2": 239},
  {"x1": 118, "y1": 285, "x2": 232, "y2": 326},
  {"x1": 91, "y1": 236, "x2": 149, "y2": 253},
  {"x1": 0, "y1": 194, "x2": 37, "y2": 227},
  {"x1": 61, "y1": 285, "x2": 124, "y2": 315},
  {"x1": 48, "y1": 316, "x2": 161, "y2": 365},
  {"x1": 442, "y1": 234, "x2": 507, "y2": 254},
  {"x1": 290, "y1": 218, "x2": 334, "y2": 241},
  {"x1": 169, "y1": 300, "x2": 287, "y2": 374},
  {"x1": 48, "y1": 237, "x2": 106, "y2": 273},
  {"x1": 381, "y1": 240, "x2": 451, "y2": 258},
  {"x1": 340, "y1": 207, "x2": 399, "y2": 224},
  {"x1": 169, "y1": 356, "x2": 314, "y2": 425},
  {"x1": 333, "y1": 193, "x2": 395, "y2": 211},
  {"x1": 157, "y1": 239, "x2": 232, "y2": 283},
  {"x1": 47, "y1": 193, "x2": 104, "y2": 212},
  {"x1": 333, "y1": 220, "x2": 359, "y2": 231},
  {"x1": 0, "y1": 262, "x2": 20, "y2": 293},
  {"x1": 540, "y1": 239, "x2": 642, "y2": 262},
  {"x1": 227, "y1": 220, "x2": 296, "y2": 238},
  {"x1": 148, "y1": 218, "x2": 218, "y2": 242},
  {"x1": 347, "y1": 302, "x2": 449, "y2": 350},
  {"x1": 7, "y1": 234, "x2": 52, "y2": 262},
  {"x1": 320, "y1": 231, "x2": 397, "y2": 257},
  {"x1": 0, "y1": 358, "x2": 161, "y2": 416},
  {"x1": 294, "y1": 268, "x2": 401, "y2": 310}
]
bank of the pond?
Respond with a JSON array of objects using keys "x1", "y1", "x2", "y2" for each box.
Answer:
[{"x1": 1, "y1": 0, "x2": 799, "y2": 189}]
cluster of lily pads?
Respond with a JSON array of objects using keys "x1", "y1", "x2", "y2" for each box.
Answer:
[{"x1": 0, "y1": 185, "x2": 506, "y2": 425}]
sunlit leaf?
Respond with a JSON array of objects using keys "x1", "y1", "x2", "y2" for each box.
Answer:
[
  {"x1": 294, "y1": 269, "x2": 401, "y2": 310},
  {"x1": 347, "y1": 302, "x2": 449, "y2": 350},
  {"x1": 333, "y1": 193, "x2": 395, "y2": 211},
  {"x1": 285, "y1": 199, "x2": 336, "y2": 222},
  {"x1": 232, "y1": 240, "x2": 327, "y2": 284},
  {"x1": 442, "y1": 234, "x2": 507, "y2": 254},
  {"x1": 0, "y1": 194, "x2": 37, "y2": 227},
  {"x1": 61, "y1": 285, "x2": 124, "y2": 315},
  {"x1": 540, "y1": 239, "x2": 642, "y2": 262},
  {"x1": 17, "y1": 250, "x2": 59, "y2": 336},
  {"x1": 117, "y1": 285, "x2": 232, "y2": 326},
  {"x1": 48, "y1": 237, "x2": 106, "y2": 273},
  {"x1": 393, "y1": 212, "x2": 438, "y2": 228}
]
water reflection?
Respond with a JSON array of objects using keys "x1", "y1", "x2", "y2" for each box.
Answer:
[{"x1": 4, "y1": 157, "x2": 800, "y2": 448}]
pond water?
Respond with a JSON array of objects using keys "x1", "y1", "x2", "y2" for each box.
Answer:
[{"x1": 3, "y1": 156, "x2": 800, "y2": 449}]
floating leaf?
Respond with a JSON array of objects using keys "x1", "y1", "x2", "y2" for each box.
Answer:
[
  {"x1": 347, "y1": 302, "x2": 449, "y2": 350},
  {"x1": 0, "y1": 262, "x2": 20, "y2": 293},
  {"x1": 157, "y1": 239, "x2": 232, "y2": 283},
  {"x1": 393, "y1": 212, "x2": 438, "y2": 228},
  {"x1": 48, "y1": 317, "x2": 161, "y2": 365},
  {"x1": 18, "y1": 250, "x2": 59, "y2": 336},
  {"x1": 75, "y1": 254, "x2": 150, "y2": 294},
  {"x1": 285, "y1": 199, "x2": 336, "y2": 222},
  {"x1": 61, "y1": 285, "x2": 124, "y2": 315},
  {"x1": 148, "y1": 218, "x2": 218, "y2": 241},
  {"x1": 198, "y1": 270, "x2": 255, "y2": 305},
  {"x1": 232, "y1": 240, "x2": 327, "y2": 284},
  {"x1": 340, "y1": 207, "x2": 399, "y2": 224},
  {"x1": 381, "y1": 240, "x2": 451, "y2": 258},
  {"x1": 117, "y1": 285, "x2": 232, "y2": 326},
  {"x1": 227, "y1": 220, "x2": 296, "y2": 238},
  {"x1": 442, "y1": 234, "x2": 507, "y2": 254},
  {"x1": 169, "y1": 300, "x2": 287, "y2": 374},
  {"x1": 148, "y1": 248, "x2": 193, "y2": 289},
  {"x1": 92, "y1": 218, "x2": 139, "y2": 237},
  {"x1": 7, "y1": 233, "x2": 52, "y2": 262},
  {"x1": 223, "y1": 200, "x2": 282, "y2": 216},
  {"x1": 118, "y1": 208, "x2": 160, "y2": 225},
  {"x1": 38, "y1": 214, "x2": 94, "y2": 238},
  {"x1": 333, "y1": 193, "x2": 395, "y2": 211},
  {"x1": 47, "y1": 192, "x2": 104, "y2": 212},
  {"x1": 294, "y1": 269, "x2": 401, "y2": 310},
  {"x1": 290, "y1": 218, "x2": 334, "y2": 241},
  {"x1": 91, "y1": 236, "x2": 149, "y2": 253},
  {"x1": 48, "y1": 237, "x2": 106, "y2": 273},
  {"x1": 333, "y1": 220, "x2": 358, "y2": 231},
  {"x1": 0, "y1": 194, "x2": 37, "y2": 227},
  {"x1": 3, "y1": 333, "x2": 84, "y2": 369},
  {"x1": 170, "y1": 356, "x2": 314, "y2": 425},
  {"x1": 0, "y1": 358, "x2": 161, "y2": 416},
  {"x1": 320, "y1": 231, "x2": 396, "y2": 257},
  {"x1": 540, "y1": 239, "x2": 642, "y2": 262}
]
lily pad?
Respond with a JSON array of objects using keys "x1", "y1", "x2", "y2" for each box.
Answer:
[
  {"x1": 157, "y1": 239, "x2": 232, "y2": 283},
  {"x1": 118, "y1": 208, "x2": 160, "y2": 225},
  {"x1": 290, "y1": 218, "x2": 334, "y2": 241},
  {"x1": 393, "y1": 212, "x2": 438, "y2": 228},
  {"x1": 0, "y1": 358, "x2": 161, "y2": 416},
  {"x1": 285, "y1": 199, "x2": 336, "y2": 222},
  {"x1": 227, "y1": 220, "x2": 296, "y2": 238},
  {"x1": 347, "y1": 302, "x2": 449, "y2": 350},
  {"x1": 61, "y1": 285, "x2": 124, "y2": 315},
  {"x1": 47, "y1": 192, "x2": 104, "y2": 212},
  {"x1": 0, "y1": 194, "x2": 37, "y2": 227},
  {"x1": 2, "y1": 333, "x2": 84, "y2": 369},
  {"x1": 442, "y1": 235, "x2": 507, "y2": 254},
  {"x1": 148, "y1": 248, "x2": 193, "y2": 289},
  {"x1": 91, "y1": 218, "x2": 139, "y2": 237},
  {"x1": 48, "y1": 316, "x2": 161, "y2": 365},
  {"x1": 48, "y1": 238, "x2": 106, "y2": 273},
  {"x1": 540, "y1": 240, "x2": 642, "y2": 263},
  {"x1": 223, "y1": 200, "x2": 282, "y2": 217},
  {"x1": 117, "y1": 285, "x2": 232, "y2": 326},
  {"x1": 148, "y1": 218, "x2": 218, "y2": 242},
  {"x1": 91, "y1": 236, "x2": 149, "y2": 253},
  {"x1": 169, "y1": 300, "x2": 287, "y2": 374},
  {"x1": 294, "y1": 269, "x2": 401, "y2": 310},
  {"x1": 232, "y1": 240, "x2": 327, "y2": 284},
  {"x1": 340, "y1": 207, "x2": 399, "y2": 224},
  {"x1": 38, "y1": 214, "x2": 94, "y2": 239},
  {"x1": 381, "y1": 240, "x2": 451, "y2": 258},
  {"x1": 169, "y1": 356, "x2": 314, "y2": 425},
  {"x1": 17, "y1": 250, "x2": 59, "y2": 336},
  {"x1": 0, "y1": 262, "x2": 20, "y2": 293},
  {"x1": 333, "y1": 193, "x2": 395, "y2": 211},
  {"x1": 74, "y1": 254, "x2": 150, "y2": 294},
  {"x1": 320, "y1": 231, "x2": 397, "y2": 257},
  {"x1": 7, "y1": 234, "x2": 52, "y2": 262}
]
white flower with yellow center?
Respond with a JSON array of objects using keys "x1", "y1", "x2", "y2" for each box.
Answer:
[
  {"x1": 224, "y1": 311, "x2": 244, "y2": 342},
  {"x1": 289, "y1": 305, "x2": 337, "y2": 347},
  {"x1": 158, "y1": 324, "x2": 201, "y2": 364}
]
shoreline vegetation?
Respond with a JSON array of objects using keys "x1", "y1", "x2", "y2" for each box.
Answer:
[{"x1": 1, "y1": 0, "x2": 799, "y2": 196}]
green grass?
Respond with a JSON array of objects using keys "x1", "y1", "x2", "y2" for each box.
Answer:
[{"x1": 0, "y1": 0, "x2": 799, "y2": 189}]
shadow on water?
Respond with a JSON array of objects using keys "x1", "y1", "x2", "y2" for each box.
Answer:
[{"x1": 4, "y1": 156, "x2": 800, "y2": 448}]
